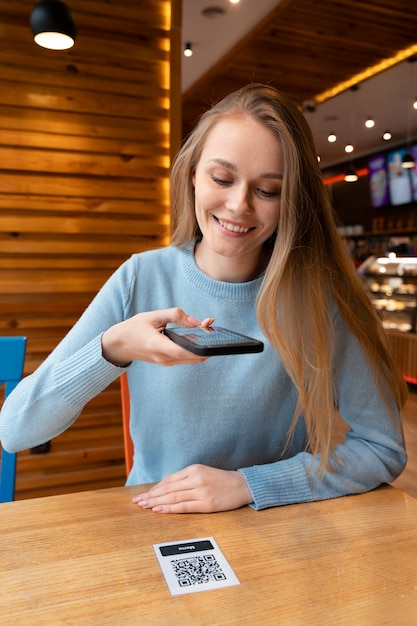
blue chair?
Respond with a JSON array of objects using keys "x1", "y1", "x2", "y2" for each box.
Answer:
[{"x1": 0, "y1": 337, "x2": 27, "y2": 503}]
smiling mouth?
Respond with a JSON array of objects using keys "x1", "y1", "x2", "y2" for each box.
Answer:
[{"x1": 217, "y1": 218, "x2": 252, "y2": 234}]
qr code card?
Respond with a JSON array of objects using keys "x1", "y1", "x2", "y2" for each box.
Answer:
[{"x1": 153, "y1": 536, "x2": 240, "y2": 595}]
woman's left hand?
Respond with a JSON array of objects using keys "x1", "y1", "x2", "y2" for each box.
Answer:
[{"x1": 132, "y1": 464, "x2": 253, "y2": 513}]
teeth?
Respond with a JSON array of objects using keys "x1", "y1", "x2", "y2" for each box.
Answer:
[{"x1": 218, "y1": 219, "x2": 250, "y2": 234}]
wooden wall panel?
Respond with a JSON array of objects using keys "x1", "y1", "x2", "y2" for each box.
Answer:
[{"x1": 0, "y1": 0, "x2": 180, "y2": 499}]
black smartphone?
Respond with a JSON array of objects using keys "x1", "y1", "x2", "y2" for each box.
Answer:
[{"x1": 163, "y1": 325, "x2": 264, "y2": 356}]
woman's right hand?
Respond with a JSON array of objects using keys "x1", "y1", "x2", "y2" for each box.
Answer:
[{"x1": 101, "y1": 308, "x2": 214, "y2": 367}]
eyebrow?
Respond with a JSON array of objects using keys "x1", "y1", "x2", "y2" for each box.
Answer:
[{"x1": 207, "y1": 158, "x2": 283, "y2": 179}]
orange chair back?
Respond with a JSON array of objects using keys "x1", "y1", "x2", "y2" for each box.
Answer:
[{"x1": 120, "y1": 373, "x2": 134, "y2": 476}]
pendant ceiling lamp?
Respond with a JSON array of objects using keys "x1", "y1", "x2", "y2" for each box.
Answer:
[
  {"x1": 184, "y1": 42, "x2": 193, "y2": 57},
  {"x1": 344, "y1": 165, "x2": 358, "y2": 183},
  {"x1": 30, "y1": 0, "x2": 77, "y2": 50},
  {"x1": 401, "y1": 152, "x2": 416, "y2": 169}
]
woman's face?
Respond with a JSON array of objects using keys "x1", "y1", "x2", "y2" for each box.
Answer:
[{"x1": 193, "y1": 114, "x2": 282, "y2": 281}]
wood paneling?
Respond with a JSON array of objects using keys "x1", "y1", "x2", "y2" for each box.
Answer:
[
  {"x1": 183, "y1": 0, "x2": 417, "y2": 135},
  {"x1": 0, "y1": 0, "x2": 180, "y2": 499}
]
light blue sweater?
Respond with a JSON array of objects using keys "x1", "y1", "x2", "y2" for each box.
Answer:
[{"x1": 0, "y1": 243, "x2": 406, "y2": 509}]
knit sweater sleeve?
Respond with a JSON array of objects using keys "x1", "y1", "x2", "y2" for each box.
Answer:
[
  {"x1": 0, "y1": 258, "x2": 136, "y2": 453},
  {"x1": 239, "y1": 312, "x2": 407, "y2": 510}
]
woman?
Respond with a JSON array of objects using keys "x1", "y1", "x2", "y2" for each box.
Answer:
[{"x1": 0, "y1": 84, "x2": 407, "y2": 513}]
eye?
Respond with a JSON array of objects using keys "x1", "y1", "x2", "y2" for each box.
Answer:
[
  {"x1": 256, "y1": 187, "x2": 281, "y2": 199},
  {"x1": 211, "y1": 175, "x2": 233, "y2": 187}
]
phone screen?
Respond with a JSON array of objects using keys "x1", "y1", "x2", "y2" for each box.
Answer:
[{"x1": 163, "y1": 325, "x2": 264, "y2": 356}]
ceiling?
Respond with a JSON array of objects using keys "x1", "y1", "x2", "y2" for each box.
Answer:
[{"x1": 181, "y1": 0, "x2": 417, "y2": 169}]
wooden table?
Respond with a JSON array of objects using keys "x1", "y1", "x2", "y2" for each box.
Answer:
[{"x1": 2, "y1": 484, "x2": 417, "y2": 625}]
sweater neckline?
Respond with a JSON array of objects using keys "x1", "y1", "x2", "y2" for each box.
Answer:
[{"x1": 179, "y1": 241, "x2": 264, "y2": 301}]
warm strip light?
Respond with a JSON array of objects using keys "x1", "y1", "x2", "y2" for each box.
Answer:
[
  {"x1": 323, "y1": 167, "x2": 368, "y2": 185},
  {"x1": 315, "y1": 45, "x2": 417, "y2": 104}
]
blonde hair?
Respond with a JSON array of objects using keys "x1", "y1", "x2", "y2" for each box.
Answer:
[{"x1": 171, "y1": 84, "x2": 407, "y2": 471}]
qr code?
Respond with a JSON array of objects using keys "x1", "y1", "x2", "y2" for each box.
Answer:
[{"x1": 170, "y1": 554, "x2": 227, "y2": 587}]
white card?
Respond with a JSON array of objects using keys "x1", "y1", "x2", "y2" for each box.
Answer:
[{"x1": 153, "y1": 536, "x2": 240, "y2": 595}]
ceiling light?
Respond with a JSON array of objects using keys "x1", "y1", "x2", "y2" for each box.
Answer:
[
  {"x1": 345, "y1": 144, "x2": 354, "y2": 153},
  {"x1": 202, "y1": 6, "x2": 226, "y2": 18},
  {"x1": 365, "y1": 117, "x2": 375, "y2": 128},
  {"x1": 383, "y1": 130, "x2": 392, "y2": 141},
  {"x1": 302, "y1": 100, "x2": 316, "y2": 113},
  {"x1": 413, "y1": 99, "x2": 417, "y2": 110},
  {"x1": 344, "y1": 166, "x2": 358, "y2": 183},
  {"x1": 327, "y1": 133, "x2": 337, "y2": 143},
  {"x1": 229, "y1": 0, "x2": 241, "y2": 4},
  {"x1": 30, "y1": 0, "x2": 76, "y2": 50},
  {"x1": 402, "y1": 152, "x2": 416, "y2": 168},
  {"x1": 184, "y1": 42, "x2": 193, "y2": 57}
]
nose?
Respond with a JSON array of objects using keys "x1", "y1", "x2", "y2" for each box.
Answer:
[{"x1": 225, "y1": 183, "x2": 252, "y2": 214}]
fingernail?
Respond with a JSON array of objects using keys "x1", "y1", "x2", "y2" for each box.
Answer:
[{"x1": 133, "y1": 496, "x2": 148, "y2": 506}]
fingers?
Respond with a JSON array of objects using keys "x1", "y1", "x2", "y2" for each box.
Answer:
[
  {"x1": 132, "y1": 467, "x2": 204, "y2": 513},
  {"x1": 155, "y1": 307, "x2": 200, "y2": 329},
  {"x1": 133, "y1": 491, "x2": 204, "y2": 514},
  {"x1": 132, "y1": 469, "x2": 190, "y2": 505},
  {"x1": 132, "y1": 465, "x2": 253, "y2": 514},
  {"x1": 150, "y1": 309, "x2": 215, "y2": 365},
  {"x1": 162, "y1": 309, "x2": 215, "y2": 330},
  {"x1": 104, "y1": 308, "x2": 215, "y2": 367},
  {"x1": 200, "y1": 317, "x2": 215, "y2": 328}
]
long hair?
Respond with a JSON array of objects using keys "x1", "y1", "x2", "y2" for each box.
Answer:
[{"x1": 170, "y1": 84, "x2": 407, "y2": 471}]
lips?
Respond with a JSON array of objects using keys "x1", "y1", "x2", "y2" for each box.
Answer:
[{"x1": 217, "y1": 218, "x2": 252, "y2": 234}]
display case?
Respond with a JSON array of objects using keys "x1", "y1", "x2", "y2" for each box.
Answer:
[
  {"x1": 358, "y1": 255, "x2": 417, "y2": 333},
  {"x1": 359, "y1": 255, "x2": 417, "y2": 385}
]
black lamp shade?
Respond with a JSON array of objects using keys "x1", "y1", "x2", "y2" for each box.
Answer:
[
  {"x1": 402, "y1": 152, "x2": 416, "y2": 169},
  {"x1": 344, "y1": 166, "x2": 358, "y2": 182},
  {"x1": 30, "y1": 1, "x2": 77, "y2": 49}
]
